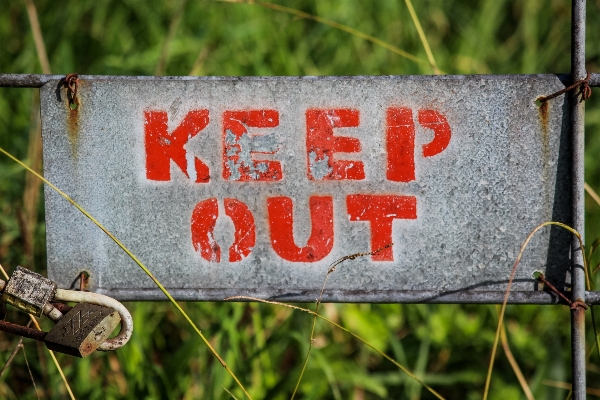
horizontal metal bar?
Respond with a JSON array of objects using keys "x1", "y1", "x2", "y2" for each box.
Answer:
[
  {"x1": 585, "y1": 291, "x2": 600, "y2": 304},
  {"x1": 95, "y1": 287, "x2": 600, "y2": 305},
  {"x1": 0, "y1": 73, "x2": 572, "y2": 88},
  {"x1": 591, "y1": 73, "x2": 600, "y2": 87},
  {"x1": 0, "y1": 74, "x2": 66, "y2": 88},
  {"x1": 0, "y1": 320, "x2": 46, "y2": 341}
]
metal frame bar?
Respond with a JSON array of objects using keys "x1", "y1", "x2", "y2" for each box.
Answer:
[
  {"x1": 96, "y1": 287, "x2": 600, "y2": 304},
  {"x1": 0, "y1": 72, "x2": 600, "y2": 88},
  {"x1": 571, "y1": 0, "x2": 586, "y2": 398},
  {"x1": 0, "y1": 320, "x2": 46, "y2": 342}
]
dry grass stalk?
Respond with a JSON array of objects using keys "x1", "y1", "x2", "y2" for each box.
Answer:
[
  {"x1": 22, "y1": 0, "x2": 51, "y2": 270},
  {"x1": 404, "y1": 0, "x2": 440, "y2": 74},
  {"x1": 484, "y1": 222, "x2": 590, "y2": 400},
  {"x1": 218, "y1": 0, "x2": 426, "y2": 65},
  {"x1": 543, "y1": 379, "x2": 600, "y2": 397},
  {"x1": 225, "y1": 295, "x2": 445, "y2": 400},
  {"x1": 499, "y1": 320, "x2": 535, "y2": 400},
  {"x1": 586, "y1": 182, "x2": 600, "y2": 207},
  {"x1": 155, "y1": 0, "x2": 190, "y2": 76}
]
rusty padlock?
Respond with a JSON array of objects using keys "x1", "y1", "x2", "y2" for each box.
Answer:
[
  {"x1": 44, "y1": 302, "x2": 120, "y2": 358},
  {"x1": 1, "y1": 266, "x2": 56, "y2": 317}
]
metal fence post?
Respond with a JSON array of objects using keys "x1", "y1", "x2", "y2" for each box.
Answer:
[{"x1": 571, "y1": 0, "x2": 586, "y2": 398}]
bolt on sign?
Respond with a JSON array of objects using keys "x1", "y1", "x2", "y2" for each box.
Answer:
[{"x1": 41, "y1": 75, "x2": 571, "y2": 302}]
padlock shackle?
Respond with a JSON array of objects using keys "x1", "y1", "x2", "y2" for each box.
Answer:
[
  {"x1": 54, "y1": 289, "x2": 133, "y2": 351},
  {"x1": 43, "y1": 302, "x2": 63, "y2": 322}
]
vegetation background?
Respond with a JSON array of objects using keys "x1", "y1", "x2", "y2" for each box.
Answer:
[{"x1": 0, "y1": 0, "x2": 600, "y2": 399}]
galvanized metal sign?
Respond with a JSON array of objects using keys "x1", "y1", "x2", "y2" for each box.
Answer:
[{"x1": 40, "y1": 75, "x2": 571, "y2": 302}]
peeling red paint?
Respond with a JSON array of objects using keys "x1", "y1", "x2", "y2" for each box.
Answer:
[
  {"x1": 224, "y1": 198, "x2": 256, "y2": 262},
  {"x1": 222, "y1": 110, "x2": 282, "y2": 181},
  {"x1": 306, "y1": 109, "x2": 365, "y2": 180},
  {"x1": 190, "y1": 198, "x2": 256, "y2": 262},
  {"x1": 145, "y1": 110, "x2": 210, "y2": 182},
  {"x1": 190, "y1": 198, "x2": 220, "y2": 262}
]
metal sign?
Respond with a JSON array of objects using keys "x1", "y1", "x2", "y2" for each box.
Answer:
[{"x1": 41, "y1": 74, "x2": 571, "y2": 302}]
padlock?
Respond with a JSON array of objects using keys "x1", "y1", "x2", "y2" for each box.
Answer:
[
  {"x1": 1, "y1": 266, "x2": 57, "y2": 317},
  {"x1": 44, "y1": 302, "x2": 120, "y2": 358}
]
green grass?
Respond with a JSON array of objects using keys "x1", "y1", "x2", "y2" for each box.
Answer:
[{"x1": 0, "y1": 0, "x2": 600, "y2": 398}]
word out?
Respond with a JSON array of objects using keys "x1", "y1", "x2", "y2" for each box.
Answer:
[{"x1": 144, "y1": 108, "x2": 451, "y2": 263}]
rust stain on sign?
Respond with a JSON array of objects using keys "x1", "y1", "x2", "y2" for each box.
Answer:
[
  {"x1": 538, "y1": 99, "x2": 550, "y2": 141},
  {"x1": 65, "y1": 84, "x2": 81, "y2": 154},
  {"x1": 66, "y1": 100, "x2": 79, "y2": 143},
  {"x1": 537, "y1": 98, "x2": 552, "y2": 206}
]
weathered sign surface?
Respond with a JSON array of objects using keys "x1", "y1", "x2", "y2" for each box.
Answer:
[{"x1": 41, "y1": 75, "x2": 571, "y2": 302}]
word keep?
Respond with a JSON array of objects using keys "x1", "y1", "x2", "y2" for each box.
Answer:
[{"x1": 144, "y1": 108, "x2": 451, "y2": 263}]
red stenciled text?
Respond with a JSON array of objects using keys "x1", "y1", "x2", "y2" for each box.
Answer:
[{"x1": 144, "y1": 107, "x2": 451, "y2": 263}]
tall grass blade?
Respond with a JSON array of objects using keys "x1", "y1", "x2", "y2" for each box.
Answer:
[
  {"x1": 21, "y1": 344, "x2": 40, "y2": 400},
  {"x1": 591, "y1": 308, "x2": 600, "y2": 363},
  {"x1": 543, "y1": 380, "x2": 600, "y2": 397},
  {"x1": 189, "y1": 47, "x2": 211, "y2": 76},
  {"x1": 498, "y1": 312, "x2": 535, "y2": 400},
  {"x1": 585, "y1": 182, "x2": 600, "y2": 207},
  {"x1": 0, "y1": 148, "x2": 253, "y2": 400},
  {"x1": 46, "y1": 349, "x2": 75, "y2": 400},
  {"x1": 23, "y1": 0, "x2": 51, "y2": 270},
  {"x1": 225, "y1": 295, "x2": 445, "y2": 400},
  {"x1": 216, "y1": 0, "x2": 427, "y2": 66},
  {"x1": 403, "y1": 0, "x2": 440, "y2": 74},
  {"x1": 483, "y1": 221, "x2": 588, "y2": 400},
  {"x1": 20, "y1": 92, "x2": 43, "y2": 270},
  {"x1": 0, "y1": 335, "x2": 25, "y2": 378},
  {"x1": 223, "y1": 385, "x2": 240, "y2": 400},
  {"x1": 23, "y1": 0, "x2": 51, "y2": 75},
  {"x1": 589, "y1": 236, "x2": 600, "y2": 261},
  {"x1": 290, "y1": 313, "x2": 316, "y2": 400},
  {"x1": 155, "y1": 0, "x2": 189, "y2": 75},
  {"x1": 291, "y1": 246, "x2": 392, "y2": 399}
]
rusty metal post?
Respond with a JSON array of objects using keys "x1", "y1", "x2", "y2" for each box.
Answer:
[{"x1": 571, "y1": 0, "x2": 586, "y2": 399}]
